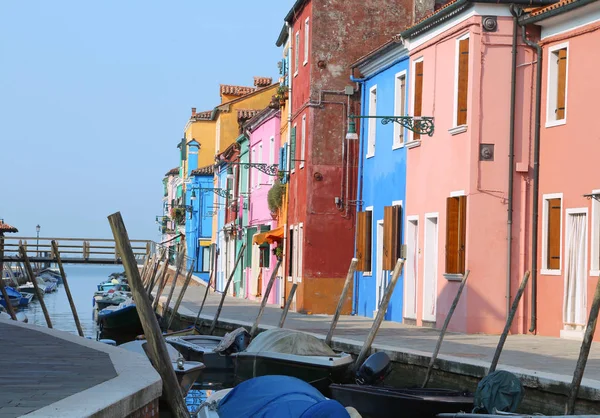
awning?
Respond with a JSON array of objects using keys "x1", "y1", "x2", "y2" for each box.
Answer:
[
  {"x1": 252, "y1": 226, "x2": 285, "y2": 245},
  {"x1": 198, "y1": 239, "x2": 212, "y2": 247}
]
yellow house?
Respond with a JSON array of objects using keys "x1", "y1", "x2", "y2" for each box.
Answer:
[{"x1": 182, "y1": 108, "x2": 217, "y2": 178}]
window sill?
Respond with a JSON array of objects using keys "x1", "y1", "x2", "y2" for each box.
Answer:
[
  {"x1": 363, "y1": 271, "x2": 372, "y2": 277},
  {"x1": 300, "y1": 163, "x2": 304, "y2": 169},
  {"x1": 540, "y1": 268, "x2": 561, "y2": 276},
  {"x1": 366, "y1": 153, "x2": 375, "y2": 159},
  {"x1": 590, "y1": 269, "x2": 600, "y2": 277},
  {"x1": 443, "y1": 273, "x2": 464, "y2": 282},
  {"x1": 545, "y1": 119, "x2": 566, "y2": 128},
  {"x1": 303, "y1": 60, "x2": 308, "y2": 66},
  {"x1": 287, "y1": 276, "x2": 293, "y2": 282},
  {"x1": 294, "y1": 72, "x2": 298, "y2": 78},
  {"x1": 406, "y1": 140, "x2": 421, "y2": 149},
  {"x1": 449, "y1": 125, "x2": 468, "y2": 136},
  {"x1": 392, "y1": 142, "x2": 405, "y2": 150}
]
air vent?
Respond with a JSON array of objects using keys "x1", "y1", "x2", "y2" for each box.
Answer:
[
  {"x1": 482, "y1": 16, "x2": 497, "y2": 32},
  {"x1": 480, "y1": 144, "x2": 495, "y2": 161}
]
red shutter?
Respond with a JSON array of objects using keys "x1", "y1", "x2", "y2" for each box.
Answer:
[
  {"x1": 445, "y1": 197, "x2": 459, "y2": 274},
  {"x1": 414, "y1": 61, "x2": 424, "y2": 141},
  {"x1": 458, "y1": 196, "x2": 467, "y2": 274},
  {"x1": 556, "y1": 49, "x2": 567, "y2": 120},
  {"x1": 457, "y1": 38, "x2": 469, "y2": 126},
  {"x1": 547, "y1": 198, "x2": 561, "y2": 270}
]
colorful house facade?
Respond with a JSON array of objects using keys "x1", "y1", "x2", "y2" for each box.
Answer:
[
  {"x1": 351, "y1": 41, "x2": 410, "y2": 322},
  {"x1": 160, "y1": 167, "x2": 180, "y2": 257}
]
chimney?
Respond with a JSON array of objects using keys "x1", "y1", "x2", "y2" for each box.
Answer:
[
  {"x1": 191, "y1": 107, "x2": 197, "y2": 116},
  {"x1": 254, "y1": 77, "x2": 273, "y2": 88}
]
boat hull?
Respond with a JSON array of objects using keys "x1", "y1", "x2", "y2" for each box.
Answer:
[
  {"x1": 167, "y1": 336, "x2": 232, "y2": 370},
  {"x1": 329, "y1": 384, "x2": 474, "y2": 418},
  {"x1": 97, "y1": 305, "x2": 143, "y2": 334}
]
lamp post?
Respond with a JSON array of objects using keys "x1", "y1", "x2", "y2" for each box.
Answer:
[{"x1": 36, "y1": 224, "x2": 41, "y2": 270}]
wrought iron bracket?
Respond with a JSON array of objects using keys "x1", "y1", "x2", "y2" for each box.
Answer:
[
  {"x1": 584, "y1": 193, "x2": 600, "y2": 202},
  {"x1": 229, "y1": 162, "x2": 279, "y2": 176},
  {"x1": 195, "y1": 188, "x2": 231, "y2": 199},
  {"x1": 349, "y1": 114, "x2": 435, "y2": 137}
]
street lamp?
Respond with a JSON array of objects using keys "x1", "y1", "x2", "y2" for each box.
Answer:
[{"x1": 36, "y1": 224, "x2": 40, "y2": 269}]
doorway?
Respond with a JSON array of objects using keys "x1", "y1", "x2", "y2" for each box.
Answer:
[
  {"x1": 404, "y1": 217, "x2": 419, "y2": 320},
  {"x1": 422, "y1": 215, "x2": 438, "y2": 322}
]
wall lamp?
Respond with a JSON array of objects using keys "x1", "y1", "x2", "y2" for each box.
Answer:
[{"x1": 347, "y1": 114, "x2": 435, "y2": 137}]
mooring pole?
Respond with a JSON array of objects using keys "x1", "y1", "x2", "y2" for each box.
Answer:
[
  {"x1": 19, "y1": 245, "x2": 53, "y2": 328},
  {"x1": 193, "y1": 268, "x2": 215, "y2": 328},
  {"x1": 422, "y1": 270, "x2": 470, "y2": 388},
  {"x1": 488, "y1": 271, "x2": 530, "y2": 374},
  {"x1": 279, "y1": 283, "x2": 298, "y2": 328},
  {"x1": 326, "y1": 258, "x2": 358, "y2": 346},
  {"x1": 250, "y1": 258, "x2": 283, "y2": 337},
  {"x1": 209, "y1": 243, "x2": 247, "y2": 335},
  {"x1": 0, "y1": 236, "x2": 17, "y2": 320},
  {"x1": 108, "y1": 212, "x2": 190, "y2": 418},
  {"x1": 353, "y1": 258, "x2": 405, "y2": 372},
  {"x1": 162, "y1": 253, "x2": 184, "y2": 327},
  {"x1": 146, "y1": 248, "x2": 166, "y2": 294},
  {"x1": 51, "y1": 241, "x2": 84, "y2": 337},
  {"x1": 142, "y1": 252, "x2": 158, "y2": 289},
  {"x1": 152, "y1": 257, "x2": 171, "y2": 311},
  {"x1": 167, "y1": 266, "x2": 194, "y2": 331},
  {"x1": 565, "y1": 269, "x2": 600, "y2": 415}
]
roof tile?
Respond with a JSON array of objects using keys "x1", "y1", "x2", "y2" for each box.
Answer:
[
  {"x1": 191, "y1": 165, "x2": 215, "y2": 176},
  {"x1": 529, "y1": 0, "x2": 577, "y2": 16},
  {"x1": 0, "y1": 221, "x2": 18, "y2": 233},
  {"x1": 220, "y1": 85, "x2": 256, "y2": 97},
  {"x1": 237, "y1": 109, "x2": 262, "y2": 120},
  {"x1": 254, "y1": 77, "x2": 273, "y2": 87},
  {"x1": 165, "y1": 167, "x2": 179, "y2": 176},
  {"x1": 192, "y1": 110, "x2": 213, "y2": 120}
]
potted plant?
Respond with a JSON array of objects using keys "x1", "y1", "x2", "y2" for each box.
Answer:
[
  {"x1": 272, "y1": 246, "x2": 283, "y2": 261},
  {"x1": 267, "y1": 180, "x2": 285, "y2": 220}
]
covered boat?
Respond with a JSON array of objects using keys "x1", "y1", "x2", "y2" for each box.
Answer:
[
  {"x1": 196, "y1": 375, "x2": 353, "y2": 418},
  {"x1": 231, "y1": 328, "x2": 353, "y2": 391},
  {"x1": 97, "y1": 299, "x2": 142, "y2": 334},
  {"x1": 0, "y1": 286, "x2": 29, "y2": 308}
]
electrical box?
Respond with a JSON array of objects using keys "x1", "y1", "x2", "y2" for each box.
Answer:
[{"x1": 344, "y1": 86, "x2": 355, "y2": 96}]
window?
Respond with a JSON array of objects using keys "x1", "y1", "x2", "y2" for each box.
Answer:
[
  {"x1": 412, "y1": 59, "x2": 424, "y2": 141},
  {"x1": 300, "y1": 115, "x2": 306, "y2": 168},
  {"x1": 546, "y1": 44, "x2": 568, "y2": 126},
  {"x1": 445, "y1": 195, "x2": 467, "y2": 275},
  {"x1": 251, "y1": 147, "x2": 257, "y2": 188},
  {"x1": 367, "y1": 85, "x2": 377, "y2": 158},
  {"x1": 298, "y1": 223, "x2": 303, "y2": 282},
  {"x1": 393, "y1": 72, "x2": 407, "y2": 149},
  {"x1": 304, "y1": 18, "x2": 309, "y2": 65},
  {"x1": 258, "y1": 143, "x2": 263, "y2": 187},
  {"x1": 383, "y1": 204, "x2": 403, "y2": 270},
  {"x1": 294, "y1": 31, "x2": 300, "y2": 76},
  {"x1": 290, "y1": 125, "x2": 297, "y2": 172},
  {"x1": 542, "y1": 195, "x2": 562, "y2": 272},
  {"x1": 591, "y1": 190, "x2": 600, "y2": 275},
  {"x1": 356, "y1": 209, "x2": 373, "y2": 272},
  {"x1": 455, "y1": 35, "x2": 469, "y2": 127},
  {"x1": 288, "y1": 227, "x2": 294, "y2": 277},
  {"x1": 201, "y1": 246, "x2": 211, "y2": 272},
  {"x1": 260, "y1": 244, "x2": 270, "y2": 268},
  {"x1": 269, "y1": 137, "x2": 275, "y2": 184}
]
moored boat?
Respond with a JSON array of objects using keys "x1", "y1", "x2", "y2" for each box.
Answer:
[
  {"x1": 0, "y1": 286, "x2": 27, "y2": 308},
  {"x1": 0, "y1": 306, "x2": 28, "y2": 322},
  {"x1": 97, "y1": 299, "x2": 143, "y2": 335}
]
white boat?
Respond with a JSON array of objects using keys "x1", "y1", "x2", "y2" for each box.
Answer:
[{"x1": 0, "y1": 306, "x2": 28, "y2": 323}]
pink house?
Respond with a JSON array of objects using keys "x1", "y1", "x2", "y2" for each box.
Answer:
[
  {"x1": 244, "y1": 109, "x2": 281, "y2": 303},
  {"x1": 162, "y1": 167, "x2": 180, "y2": 246},
  {"x1": 400, "y1": 1, "x2": 538, "y2": 334},
  {"x1": 520, "y1": 0, "x2": 600, "y2": 341}
]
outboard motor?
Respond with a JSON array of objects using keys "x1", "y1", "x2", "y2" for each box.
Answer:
[{"x1": 355, "y1": 352, "x2": 391, "y2": 385}]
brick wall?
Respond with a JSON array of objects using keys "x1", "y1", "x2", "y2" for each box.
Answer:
[{"x1": 126, "y1": 398, "x2": 159, "y2": 418}]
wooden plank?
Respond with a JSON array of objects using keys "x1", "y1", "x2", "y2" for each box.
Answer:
[
  {"x1": 326, "y1": 258, "x2": 358, "y2": 345},
  {"x1": 147, "y1": 248, "x2": 166, "y2": 294},
  {"x1": 209, "y1": 243, "x2": 247, "y2": 335},
  {"x1": 161, "y1": 252, "x2": 185, "y2": 325},
  {"x1": 167, "y1": 267, "x2": 194, "y2": 331},
  {"x1": 0, "y1": 237, "x2": 17, "y2": 320},
  {"x1": 152, "y1": 256, "x2": 171, "y2": 311},
  {"x1": 51, "y1": 241, "x2": 84, "y2": 337},
  {"x1": 422, "y1": 270, "x2": 470, "y2": 388},
  {"x1": 19, "y1": 245, "x2": 52, "y2": 328},
  {"x1": 250, "y1": 258, "x2": 283, "y2": 337},
  {"x1": 279, "y1": 283, "x2": 298, "y2": 328},
  {"x1": 353, "y1": 258, "x2": 405, "y2": 372},
  {"x1": 107, "y1": 212, "x2": 190, "y2": 418}
]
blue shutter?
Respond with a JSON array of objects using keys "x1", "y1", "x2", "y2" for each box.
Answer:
[
  {"x1": 279, "y1": 147, "x2": 284, "y2": 171},
  {"x1": 281, "y1": 146, "x2": 288, "y2": 184},
  {"x1": 290, "y1": 127, "x2": 296, "y2": 171}
]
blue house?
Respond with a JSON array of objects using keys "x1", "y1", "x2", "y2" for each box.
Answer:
[{"x1": 351, "y1": 41, "x2": 410, "y2": 322}]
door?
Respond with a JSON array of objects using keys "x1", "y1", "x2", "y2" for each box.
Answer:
[
  {"x1": 404, "y1": 218, "x2": 419, "y2": 319},
  {"x1": 563, "y1": 210, "x2": 587, "y2": 334},
  {"x1": 422, "y1": 215, "x2": 438, "y2": 322},
  {"x1": 375, "y1": 220, "x2": 384, "y2": 315}
]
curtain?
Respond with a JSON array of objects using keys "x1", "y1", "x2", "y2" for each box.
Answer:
[{"x1": 563, "y1": 213, "x2": 587, "y2": 329}]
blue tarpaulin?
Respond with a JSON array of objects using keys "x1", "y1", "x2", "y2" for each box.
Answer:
[{"x1": 217, "y1": 375, "x2": 350, "y2": 418}]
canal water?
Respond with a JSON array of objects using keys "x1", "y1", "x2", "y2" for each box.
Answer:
[{"x1": 19, "y1": 264, "x2": 220, "y2": 414}]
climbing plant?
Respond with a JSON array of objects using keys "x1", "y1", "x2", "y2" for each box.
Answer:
[{"x1": 267, "y1": 179, "x2": 285, "y2": 214}]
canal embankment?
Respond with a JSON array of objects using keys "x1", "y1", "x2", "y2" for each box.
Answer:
[{"x1": 153, "y1": 282, "x2": 600, "y2": 416}]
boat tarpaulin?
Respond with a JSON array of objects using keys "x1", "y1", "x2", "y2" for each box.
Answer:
[
  {"x1": 252, "y1": 226, "x2": 284, "y2": 245},
  {"x1": 217, "y1": 375, "x2": 350, "y2": 418},
  {"x1": 245, "y1": 328, "x2": 337, "y2": 356}
]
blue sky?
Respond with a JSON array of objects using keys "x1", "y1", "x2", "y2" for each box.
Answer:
[{"x1": 0, "y1": 1, "x2": 291, "y2": 241}]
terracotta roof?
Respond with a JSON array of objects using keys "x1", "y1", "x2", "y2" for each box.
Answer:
[
  {"x1": 0, "y1": 221, "x2": 18, "y2": 233},
  {"x1": 254, "y1": 77, "x2": 273, "y2": 87},
  {"x1": 191, "y1": 164, "x2": 214, "y2": 176},
  {"x1": 237, "y1": 109, "x2": 262, "y2": 120},
  {"x1": 529, "y1": 0, "x2": 580, "y2": 16},
  {"x1": 220, "y1": 85, "x2": 256, "y2": 97},
  {"x1": 402, "y1": 0, "x2": 463, "y2": 35},
  {"x1": 192, "y1": 110, "x2": 213, "y2": 121},
  {"x1": 165, "y1": 167, "x2": 179, "y2": 176}
]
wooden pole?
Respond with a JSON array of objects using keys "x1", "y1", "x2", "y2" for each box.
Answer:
[
  {"x1": 565, "y1": 270, "x2": 600, "y2": 415},
  {"x1": 146, "y1": 248, "x2": 165, "y2": 294},
  {"x1": 192, "y1": 268, "x2": 215, "y2": 328},
  {"x1": 139, "y1": 253, "x2": 151, "y2": 285},
  {"x1": 142, "y1": 252, "x2": 158, "y2": 288},
  {"x1": 0, "y1": 236, "x2": 17, "y2": 320},
  {"x1": 19, "y1": 245, "x2": 53, "y2": 328},
  {"x1": 108, "y1": 212, "x2": 190, "y2": 417},
  {"x1": 353, "y1": 258, "x2": 405, "y2": 372},
  {"x1": 152, "y1": 257, "x2": 171, "y2": 311},
  {"x1": 147, "y1": 249, "x2": 167, "y2": 295},
  {"x1": 167, "y1": 266, "x2": 194, "y2": 331},
  {"x1": 161, "y1": 253, "x2": 185, "y2": 327},
  {"x1": 250, "y1": 258, "x2": 284, "y2": 337},
  {"x1": 279, "y1": 283, "x2": 298, "y2": 328},
  {"x1": 209, "y1": 243, "x2": 247, "y2": 335},
  {"x1": 488, "y1": 271, "x2": 530, "y2": 374},
  {"x1": 325, "y1": 258, "x2": 358, "y2": 345},
  {"x1": 422, "y1": 270, "x2": 470, "y2": 388},
  {"x1": 51, "y1": 241, "x2": 84, "y2": 337}
]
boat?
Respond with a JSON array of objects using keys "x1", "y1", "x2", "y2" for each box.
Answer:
[
  {"x1": 329, "y1": 352, "x2": 474, "y2": 418},
  {"x1": 38, "y1": 268, "x2": 63, "y2": 283},
  {"x1": 136, "y1": 324, "x2": 202, "y2": 340},
  {"x1": 94, "y1": 290, "x2": 132, "y2": 310},
  {"x1": 97, "y1": 277, "x2": 130, "y2": 292},
  {"x1": 230, "y1": 328, "x2": 354, "y2": 392},
  {"x1": 195, "y1": 375, "x2": 356, "y2": 418},
  {"x1": 0, "y1": 286, "x2": 28, "y2": 308},
  {"x1": 97, "y1": 299, "x2": 143, "y2": 335},
  {"x1": 0, "y1": 305, "x2": 28, "y2": 322},
  {"x1": 119, "y1": 340, "x2": 205, "y2": 399},
  {"x1": 18, "y1": 280, "x2": 47, "y2": 297},
  {"x1": 36, "y1": 276, "x2": 57, "y2": 293}
]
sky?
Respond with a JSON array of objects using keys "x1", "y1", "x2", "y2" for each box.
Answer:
[{"x1": 0, "y1": 0, "x2": 292, "y2": 242}]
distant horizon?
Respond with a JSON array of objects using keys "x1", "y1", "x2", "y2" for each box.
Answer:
[{"x1": 0, "y1": 0, "x2": 292, "y2": 241}]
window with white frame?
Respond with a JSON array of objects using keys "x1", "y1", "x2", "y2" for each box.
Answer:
[
  {"x1": 393, "y1": 71, "x2": 407, "y2": 149},
  {"x1": 300, "y1": 115, "x2": 306, "y2": 168},
  {"x1": 411, "y1": 58, "x2": 423, "y2": 142},
  {"x1": 258, "y1": 143, "x2": 263, "y2": 187},
  {"x1": 251, "y1": 147, "x2": 256, "y2": 188},
  {"x1": 542, "y1": 194, "x2": 563, "y2": 273},
  {"x1": 298, "y1": 223, "x2": 303, "y2": 282},
  {"x1": 454, "y1": 34, "x2": 469, "y2": 128},
  {"x1": 269, "y1": 136, "x2": 275, "y2": 184},
  {"x1": 591, "y1": 190, "x2": 600, "y2": 275},
  {"x1": 367, "y1": 85, "x2": 377, "y2": 158},
  {"x1": 546, "y1": 43, "x2": 568, "y2": 126},
  {"x1": 304, "y1": 18, "x2": 309, "y2": 65},
  {"x1": 294, "y1": 31, "x2": 300, "y2": 76}
]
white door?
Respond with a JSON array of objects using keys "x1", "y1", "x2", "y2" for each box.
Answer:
[
  {"x1": 375, "y1": 220, "x2": 384, "y2": 315},
  {"x1": 563, "y1": 210, "x2": 588, "y2": 334},
  {"x1": 422, "y1": 216, "x2": 438, "y2": 322},
  {"x1": 404, "y1": 218, "x2": 419, "y2": 319}
]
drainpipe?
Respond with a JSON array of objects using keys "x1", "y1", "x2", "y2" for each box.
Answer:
[
  {"x1": 506, "y1": 5, "x2": 518, "y2": 320},
  {"x1": 517, "y1": 8, "x2": 543, "y2": 334}
]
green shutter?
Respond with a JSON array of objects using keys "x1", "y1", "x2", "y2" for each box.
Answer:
[
  {"x1": 245, "y1": 227, "x2": 257, "y2": 268},
  {"x1": 290, "y1": 127, "x2": 296, "y2": 170}
]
